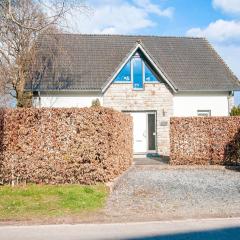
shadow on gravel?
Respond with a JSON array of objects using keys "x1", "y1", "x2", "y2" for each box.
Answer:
[
  {"x1": 145, "y1": 154, "x2": 170, "y2": 165},
  {"x1": 127, "y1": 226, "x2": 240, "y2": 240},
  {"x1": 225, "y1": 166, "x2": 240, "y2": 172}
]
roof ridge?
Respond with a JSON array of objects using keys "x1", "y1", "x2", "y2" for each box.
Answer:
[{"x1": 52, "y1": 33, "x2": 205, "y2": 39}]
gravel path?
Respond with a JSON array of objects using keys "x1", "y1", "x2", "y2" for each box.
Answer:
[{"x1": 102, "y1": 166, "x2": 240, "y2": 222}]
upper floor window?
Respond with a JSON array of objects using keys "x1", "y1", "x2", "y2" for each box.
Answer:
[
  {"x1": 144, "y1": 62, "x2": 158, "y2": 82},
  {"x1": 114, "y1": 51, "x2": 159, "y2": 89},
  {"x1": 114, "y1": 60, "x2": 131, "y2": 82},
  {"x1": 132, "y1": 56, "x2": 143, "y2": 89}
]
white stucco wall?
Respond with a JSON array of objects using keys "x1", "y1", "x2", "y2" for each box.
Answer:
[
  {"x1": 33, "y1": 92, "x2": 103, "y2": 108},
  {"x1": 173, "y1": 92, "x2": 232, "y2": 116},
  {"x1": 35, "y1": 91, "x2": 233, "y2": 117}
]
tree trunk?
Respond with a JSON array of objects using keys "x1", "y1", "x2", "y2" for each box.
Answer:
[{"x1": 15, "y1": 76, "x2": 32, "y2": 108}]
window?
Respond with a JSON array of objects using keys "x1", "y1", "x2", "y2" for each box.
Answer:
[
  {"x1": 114, "y1": 60, "x2": 131, "y2": 82},
  {"x1": 114, "y1": 51, "x2": 159, "y2": 89},
  {"x1": 197, "y1": 110, "x2": 211, "y2": 117},
  {"x1": 132, "y1": 57, "x2": 143, "y2": 89},
  {"x1": 144, "y1": 62, "x2": 158, "y2": 82}
]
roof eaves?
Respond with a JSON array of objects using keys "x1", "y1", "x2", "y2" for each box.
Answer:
[
  {"x1": 177, "y1": 88, "x2": 240, "y2": 92},
  {"x1": 28, "y1": 88, "x2": 102, "y2": 93}
]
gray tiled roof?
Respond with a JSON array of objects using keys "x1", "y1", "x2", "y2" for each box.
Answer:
[{"x1": 27, "y1": 34, "x2": 240, "y2": 92}]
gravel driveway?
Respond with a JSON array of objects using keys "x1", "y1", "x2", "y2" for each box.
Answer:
[{"x1": 102, "y1": 165, "x2": 240, "y2": 222}]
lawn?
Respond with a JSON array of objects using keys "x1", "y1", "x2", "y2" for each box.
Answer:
[{"x1": 0, "y1": 184, "x2": 108, "y2": 220}]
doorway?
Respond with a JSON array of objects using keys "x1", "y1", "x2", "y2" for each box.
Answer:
[{"x1": 129, "y1": 112, "x2": 157, "y2": 154}]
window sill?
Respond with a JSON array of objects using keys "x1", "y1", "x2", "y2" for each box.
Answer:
[
  {"x1": 114, "y1": 81, "x2": 132, "y2": 84},
  {"x1": 144, "y1": 81, "x2": 159, "y2": 84},
  {"x1": 133, "y1": 88, "x2": 144, "y2": 91}
]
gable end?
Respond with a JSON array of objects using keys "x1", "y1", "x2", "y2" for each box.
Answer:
[{"x1": 102, "y1": 42, "x2": 178, "y2": 93}]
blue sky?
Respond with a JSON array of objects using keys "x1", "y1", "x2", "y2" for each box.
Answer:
[{"x1": 66, "y1": 0, "x2": 240, "y2": 104}]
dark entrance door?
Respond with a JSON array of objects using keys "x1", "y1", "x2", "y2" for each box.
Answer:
[{"x1": 147, "y1": 113, "x2": 156, "y2": 151}]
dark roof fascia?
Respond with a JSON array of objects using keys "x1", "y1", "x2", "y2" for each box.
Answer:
[
  {"x1": 33, "y1": 89, "x2": 102, "y2": 94},
  {"x1": 177, "y1": 88, "x2": 240, "y2": 92}
]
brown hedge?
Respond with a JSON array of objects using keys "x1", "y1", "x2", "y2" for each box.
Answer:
[
  {"x1": 0, "y1": 107, "x2": 133, "y2": 184},
  {"x1": 170, "y1": 117, "x2": 240, "y2": 165}
]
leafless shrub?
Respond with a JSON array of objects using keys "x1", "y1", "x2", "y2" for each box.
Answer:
[
  {"x1": 170, "y1": 117, "x2": 240, "y2": 165},
  {"x1": 0, "y1": 107, "x2": 133, "y2": 185}
]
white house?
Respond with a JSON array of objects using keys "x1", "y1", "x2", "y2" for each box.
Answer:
[{"x1": 27, "y1": 34, "x2": 240, "y2": 156}]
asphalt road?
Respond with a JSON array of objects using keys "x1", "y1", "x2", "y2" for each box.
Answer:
[{"x1": 0, "y1": 218, "x2": 239, "y2": 240}]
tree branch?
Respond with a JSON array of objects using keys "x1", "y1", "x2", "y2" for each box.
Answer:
[
  {"x1": 7, "y1": 0, "x2": 65, "y2": 32},
  {"x1": 0, "y1": 48, "x2": 10, "y2": 64}
]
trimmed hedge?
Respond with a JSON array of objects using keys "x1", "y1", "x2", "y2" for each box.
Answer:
[
  {"x1": 170, "y1": 117, "x2": 240, "y2": 165},
  {"x1": 0, "y1": 107, "x2": 133, "y2": 184}
]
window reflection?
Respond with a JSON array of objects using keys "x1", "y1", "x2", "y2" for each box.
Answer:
[
  {"x1": 132, "y1": 57, "x2": 143, "y2": 89},
  {"x1": 114, "y1": 52, "x2": 159, "y2": 89},
  {"x1": 114, "y1": 60, "x2": 131, "y2": 82},
  {"x1": 144, "y1": 62, "x2": 158, "y2": 82}
]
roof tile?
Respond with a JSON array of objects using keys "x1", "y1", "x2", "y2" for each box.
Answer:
[{"x1": 26, "y1": 34, "x2": 240, "y2": 92}]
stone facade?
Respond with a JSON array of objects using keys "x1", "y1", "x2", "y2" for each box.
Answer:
[{"x1": 103, "y1": 82, "x2": 173, "y2": 155}]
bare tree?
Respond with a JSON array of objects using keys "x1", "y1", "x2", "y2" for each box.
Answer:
[{"x1": 0, "y1": 0, "x2": 86, "y2": 107}]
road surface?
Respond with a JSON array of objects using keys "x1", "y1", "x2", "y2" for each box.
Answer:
[{"x1": 0, "y1": 218, "x2": 239, "y2": 240}]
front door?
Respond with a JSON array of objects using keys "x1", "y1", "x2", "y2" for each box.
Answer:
[
  {"x1": 147, "y1": 113, "x2": 156, "y2": 151},
  {"x1": 131, "y1": 112, "x2": 147, "y2": 153}
]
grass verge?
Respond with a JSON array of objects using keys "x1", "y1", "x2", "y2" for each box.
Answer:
[{"x1": 0, "y1": 184, "x2": 108, "y2": 220}]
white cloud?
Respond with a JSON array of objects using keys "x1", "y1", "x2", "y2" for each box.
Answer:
[
  {"x1": 212, "y1": 0, "x2": 240, "y2": 104},
  {"x1": 215, "y1": 44, "x2": 240, "y2": 78},
  {"x1": 133, "y1": 0, "x2": 174, "y2": 18},
  {"x1": 215, "y1": 43, "x2": 240, "y2": 104},
  {"x1": 213, "y1": 0, "x2": 240, "y2": 14},
  {"x1": 186, "y1": 2, "x2": 240, "y2": 83},
  {"x1": 64, "y1": 0, "x2": 174, "y2": 34},
  {"x1": 186, "y1": 19, "x2": 240, "y2": 43},
  {"x1": 186, "y1": 21, "x2": 240, "y2": 104}
]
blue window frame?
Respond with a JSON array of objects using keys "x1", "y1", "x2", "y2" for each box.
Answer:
[
  {"x1": 144, "y1": 62, "x2": 158, "y2": 82},
  {"x1": 132, "y1": 57, "x2": 143, "y2": 89},
  {"x1": 114, "y1": 60, "x2": 131, "y2": 82}
]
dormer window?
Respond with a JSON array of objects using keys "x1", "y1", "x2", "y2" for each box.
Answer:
[{"x1": 114, "y1": 51, "x2": 159, "y2": 89}]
